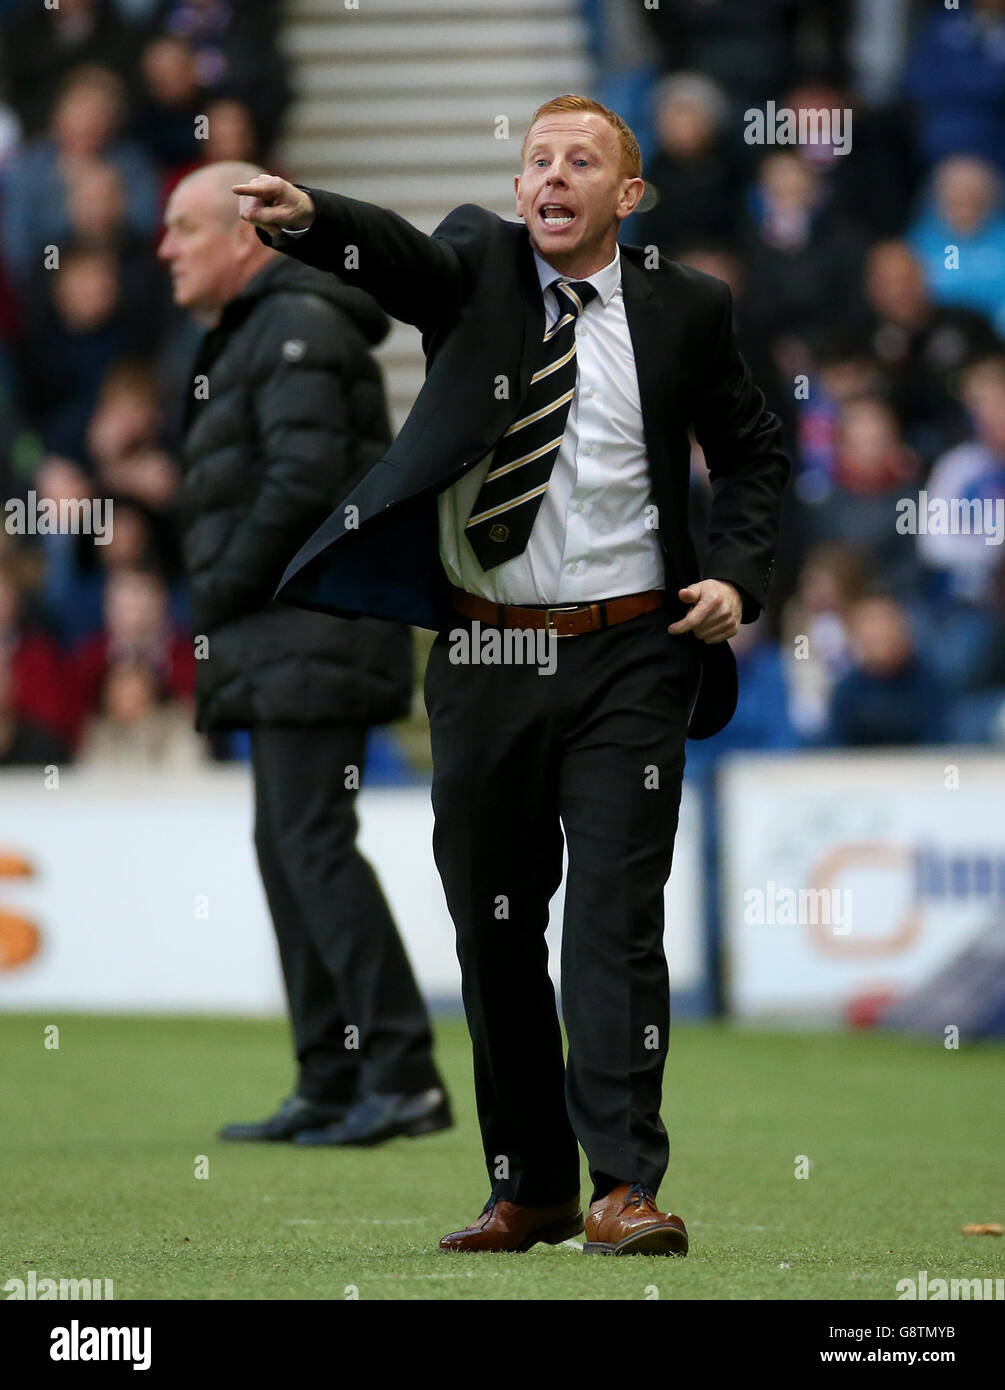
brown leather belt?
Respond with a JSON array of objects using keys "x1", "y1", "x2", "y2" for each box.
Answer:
[{"x1": 450, "y1": 586, "x2": 666, "y2": 638}]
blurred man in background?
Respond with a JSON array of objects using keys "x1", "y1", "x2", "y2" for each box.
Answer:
[{"x1": 159, "y1": 160, "x2": 451, "y2": 1148}]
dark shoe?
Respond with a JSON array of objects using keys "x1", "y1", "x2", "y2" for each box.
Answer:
[
  {"x1": 218, "y1": 1094, "x2": 349, "y2": 1143},
  {"x1": 583, "y1": 1182, "x2": 688, "y2": 1256},
  {"x1": 440, "y1": 1193, "x2": 584, "y2": 1253},
  {"x1": 294, "y1": 1087, "x2": 452, "y2": 1147}
]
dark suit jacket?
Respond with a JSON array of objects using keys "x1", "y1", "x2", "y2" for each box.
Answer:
[{"x1": 264, "y1": 188, "x2": 790, "y2": 738}]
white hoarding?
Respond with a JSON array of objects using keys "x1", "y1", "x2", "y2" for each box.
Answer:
[
  {"x1": 0, "y1": 768, "x2": 705, "y2": 1013},
  {"x1": 720, "y1": 751, "x2": 1005, "y2": 1021}
]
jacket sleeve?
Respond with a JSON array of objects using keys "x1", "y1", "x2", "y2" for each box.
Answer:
[
  {"x1": 194, "y1": 294, "x2": 368, "y2": 631},
  {"x1": 692, "y1": 280, "x2": 791, "y2": 621},
  {"x1": 261, "y1": 186, "x2": 466, "y2": 333}
]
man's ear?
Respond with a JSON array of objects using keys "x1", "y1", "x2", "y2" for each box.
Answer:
[
  {"x1": 514, "y1": 174, "x2": 523, "y2": 217},
  {"x1": 616, "y1": 177, "x2": 646, "y2": 221}
]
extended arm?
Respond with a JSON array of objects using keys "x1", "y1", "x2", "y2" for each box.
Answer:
[{"x1": 233, "y1": 173, "x2": 465, "y2": 333}]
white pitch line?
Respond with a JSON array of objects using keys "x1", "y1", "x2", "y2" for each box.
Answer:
[{"x1": 281, "y1": 1217, "x2": 425, "y2": 1226}]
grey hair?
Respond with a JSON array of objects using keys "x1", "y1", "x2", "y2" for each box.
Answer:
[{"x1": 651, "y1": 71, "x2": 730, "y2": 131}]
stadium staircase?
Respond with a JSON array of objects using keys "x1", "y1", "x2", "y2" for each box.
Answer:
[{"x1": 279, "y1": 0, "x2": 590, "y2": 430}]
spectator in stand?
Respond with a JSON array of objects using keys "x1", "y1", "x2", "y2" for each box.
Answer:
[
  {"x1": 18, "y1": 246, "x2": 145, "y2": 459},
  {"x1": 864, "y1": 239, "x2": 1003, "y2": 460},
  {"x1": 1, "y1": 64, "x2": 159, "y2": 290},
  {"x1": 0, "y1": 650, "x2": 69, "y2": 769},
  {"x1": 201, "y1": 96, "x2": 263, "y2": 165},
  {"x1": 778, "y1": 75, "x2": 919, "y2": 240},
  {"x1": 905, "y1": 0, "x2": 1005, "y2": 179},
  {"x1": 801, "y1": 395, "x2": 922, "y2": 600},
  {"x1": 78, "y1": 659, "x2": 206, "y2": 768},
  {"x1": 793, "y1": 332, "x2": 888, "y2": 506},
  {"x1": 62, "y1": 159, "x2": 168, "y2": 335},
  {"x1": 828, "y1": 594, "x2": 949, "y2": 746},
  {"x1": 68, "y1": 567, "x2": 193, "y2": 747},
  {"x1": 132, "y1": 34, "x2": 203, "y2": 178},
  {"x1": 0, "y1": 0, "x2": 137, "y2": 138},
  {"x1": 781, "y1": 543, "x2": 870, "y2": 743},
  {"x1": 740, "y1": 151, "x2": 869, "y2": 378},
  {"x1": 86, "y1": 361, "x2": 181, "y2": 528},
  {"x1": 630, "y1": 73, "x2": 740, "y2": 258},
  {"x1": 0, "y1": 564, "x2": 71, "y2": 747},
  {"x1": 909, "y1": 155, "x2": 1005, "y2": 337},
  {"x1": 48, "y1": 498, "x2": 169, "y2": 647},
  {"x1": 27, "y1": 454, "x2": 112, "y2": 648},
  {"x1": 917, "y1": 354, "x2": 1005, "y2": 607}
]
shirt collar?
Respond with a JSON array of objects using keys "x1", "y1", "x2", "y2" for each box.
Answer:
[{"x1": 532, "y1": 245, "x2": 622, "y2": 308}]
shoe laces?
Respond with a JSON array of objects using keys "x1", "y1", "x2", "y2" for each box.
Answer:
[
  {"x1": 477, "y1": 1193, "x2": 500, "y2": 1225},
  {"x1": 622, "y1": 1183, "x2": 658, "y2": 1213}
]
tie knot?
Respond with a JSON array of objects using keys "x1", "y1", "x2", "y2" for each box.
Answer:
[{"x1": 555, "y1": 279, "x2": 598, "y2": 316}]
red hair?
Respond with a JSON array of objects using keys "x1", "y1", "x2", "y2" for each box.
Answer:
[{"x1": 522, "y1": 95, "x2": 642, "y2": 179}]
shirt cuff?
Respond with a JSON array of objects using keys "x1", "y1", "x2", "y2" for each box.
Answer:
[{"x1": 283, "y1": 226, "x2": 311, "y2": 237}]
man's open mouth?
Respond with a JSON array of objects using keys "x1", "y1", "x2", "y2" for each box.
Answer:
[{"x1": 540, "y1": 204, "x2": 576, "y2": 227}]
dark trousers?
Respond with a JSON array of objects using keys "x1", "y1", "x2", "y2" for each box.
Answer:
[
  {"x1": 424, "y1": 606, "x2": 700, "y2": 1205},
  {"x1": 250, "y1": 723, "x2": 441, "y2": 1104}
]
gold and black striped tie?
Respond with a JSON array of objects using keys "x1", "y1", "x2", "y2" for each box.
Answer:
[{"x1": 465, "y1": 278, "x2": 598, "y2": 569}]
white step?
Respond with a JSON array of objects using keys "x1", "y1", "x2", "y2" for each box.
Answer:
[
  {"x1": 285, "y1": 17, "x2": 583, "y2": 59},
  {"x1": 290, "y1": 55, "x2": 586, "y2": 95}
]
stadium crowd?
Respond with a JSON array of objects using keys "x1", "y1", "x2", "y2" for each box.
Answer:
[
  {"x1": 0, "y1": 0, "x2": 288, "y2": 767},
  {"x1": 1, "y1": 0, "x2": 1004, "y2": 772}
]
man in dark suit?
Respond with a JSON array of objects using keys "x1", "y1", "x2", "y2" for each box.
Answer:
[{"x1": 233, "y1": 94, "x2": 789, "y2": 1256}]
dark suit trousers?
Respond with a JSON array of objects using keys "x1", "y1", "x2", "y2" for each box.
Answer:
[
  {"x1": 423, "y1": 606, "x2": 700, "y2": 1205},
  {"x1": 250, "y1": 724, "x2": 441, "y2": 1104}
]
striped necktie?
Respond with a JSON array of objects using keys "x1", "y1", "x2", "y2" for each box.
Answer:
[{"x1": 464, "y1": 277, "x2": 599, "y2": 569}]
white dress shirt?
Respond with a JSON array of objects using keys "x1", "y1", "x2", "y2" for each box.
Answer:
[{"x1": 438, "y1": 245, "x2": 665, "y2": 604}]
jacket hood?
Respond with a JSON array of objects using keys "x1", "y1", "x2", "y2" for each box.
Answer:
[{"x1": 235, "y1": 255, "x2": 390, "y2": 346}]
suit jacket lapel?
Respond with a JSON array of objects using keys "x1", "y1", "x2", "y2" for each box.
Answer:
[{"x1": 620, "y1": 254, "x2": 668, "y2": 446}]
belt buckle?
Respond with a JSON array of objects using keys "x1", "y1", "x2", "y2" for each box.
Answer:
[{"x1": 543, "y1": 604, "x2": 582, "y2": 638}]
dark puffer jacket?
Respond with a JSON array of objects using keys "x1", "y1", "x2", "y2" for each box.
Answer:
[{"x1": 180, "y1": 255, "x2": 413, "y2": 732}]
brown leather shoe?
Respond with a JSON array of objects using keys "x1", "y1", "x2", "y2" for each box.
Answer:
[
  {"x1": 439, "y1": 1193, "x2": 584, "y2": 1253},
  {"x1": 584, "y1": 1182, "x2": 688, "y2": 1256}
]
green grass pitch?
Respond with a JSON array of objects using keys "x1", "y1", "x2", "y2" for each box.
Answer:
[{"x1": 2, "y1": 1014, "x2": 1002, "y2": 1300}]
